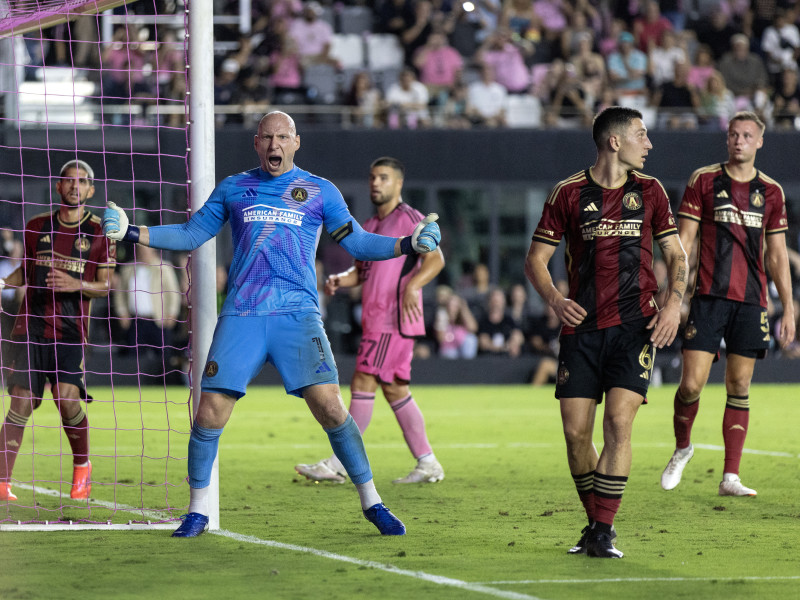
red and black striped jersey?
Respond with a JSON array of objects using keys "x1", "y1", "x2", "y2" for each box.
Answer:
[
  {"x1": 13, "y1": 209, "x2": 116, "y2": 342},
  {"x1": 678, "y1": 163, "x2": 787, "y2": 308},
  {"x1": 533, "y1": 169, "x2": 678, "y2": 334}
]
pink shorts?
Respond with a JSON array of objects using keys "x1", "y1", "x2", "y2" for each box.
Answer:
[{"x1": 355, "y1": 331, "x2": 414, "y2": 384}]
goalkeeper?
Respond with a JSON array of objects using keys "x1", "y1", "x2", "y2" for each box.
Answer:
[{"x1": 102, "y1": 111, "x2": 441, "y2": 538}]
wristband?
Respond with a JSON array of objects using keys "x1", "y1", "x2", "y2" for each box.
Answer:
[
  {"x1": 123, "y1": 225, "x2": 141, "y2": 243},
  {"x1": 399, "y1": 236, "x2": 415, "y2": 255}
]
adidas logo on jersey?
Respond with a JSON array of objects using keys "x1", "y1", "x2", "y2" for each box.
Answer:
[
  {"x1": 584, "y1": 202, "x2": 599, "y2": 212},
  {"x1": 241, "y1": 188, "x2": 258, "y2": 198},
  {"x1": 716, "y1": 190, "x2": 729, "y2": 199},
  {"x1": 315, "y1": 362, "x2": 332, "y2": 374}
]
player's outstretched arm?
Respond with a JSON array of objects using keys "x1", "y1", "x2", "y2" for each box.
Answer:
[
  {"x1": 102, "y1": 202, "x2": 150, "y2": 245},
  {"x1": 337, "y1": 213, "x2": 442, "y2": 261}
]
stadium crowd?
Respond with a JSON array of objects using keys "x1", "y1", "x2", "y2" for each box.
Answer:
[{"x1": 16, "y1": 0, "x2": 800, "y2": 130}]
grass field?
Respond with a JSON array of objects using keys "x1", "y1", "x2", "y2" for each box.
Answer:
[{"x1": 1, "y1": 383, "x2": 798, "y2": 600}]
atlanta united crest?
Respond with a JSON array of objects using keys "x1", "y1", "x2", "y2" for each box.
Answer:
[
  {"x1": 291, "y1": 187, "x2": 308, "y2": 202},
  {"x1": 684, "y1": 325, "x2": 697, "y2": 340},
  {"x1": 750, "y1": 191, "x2": 764, "y2": 208},
  {"x1": 622, "y1": 192, "x2": 642, "y2": 211},
  {"x1": 205, "y1": 361, "x2": 219, "y2": 377},
  {"x1": 557, "y1": 364, "x2": 570, "y2": 385},
  {"x1": 75, "y1": 236, "x2": 91, "y2": 252}
]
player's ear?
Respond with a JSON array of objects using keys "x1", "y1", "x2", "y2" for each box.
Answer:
[
  {"x1": 87, "y1": 184, "x2": 95, "y2": 199},
  {"x1": 294, "y1": 134, "x2": 301, "y2": 151}
]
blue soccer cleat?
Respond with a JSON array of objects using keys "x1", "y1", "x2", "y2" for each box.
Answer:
[
  {"x1": 171, "y1": 512, "x2": 209, "y2": 537},
  {"x1": 363, "y1": 503, "x2": 406, "y2": 535}
]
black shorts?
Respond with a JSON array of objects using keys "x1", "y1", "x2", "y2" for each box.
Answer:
[
  {"x1": 555, "y1": 318, "x2": 654, "y2": 403},
  {"x1": 7, "y1": 335, "x2": 90, "y2": 404},
  {"x1": 682, "y1": 296, "x2": 769, "y2": 359}
]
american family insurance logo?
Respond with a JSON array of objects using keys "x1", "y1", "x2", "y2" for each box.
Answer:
[{"x1": 242, "y1": 205, "x2": 304, "y2": 225}]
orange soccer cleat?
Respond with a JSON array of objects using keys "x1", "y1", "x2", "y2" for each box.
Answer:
[
  {"x1": 0, "y1": 482, "x2": 17, "y2": 501},
  {"x1": 70, "y1": 461, "x2": 92, "y2": 499}
]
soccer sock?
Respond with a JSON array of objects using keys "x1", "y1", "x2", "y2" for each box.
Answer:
[
  {"x1": 390, "y1": 394, "x2": 433, "y2": 459},
  {"x1": 187, "y1": 424, "x2": 223, "y2": 488},
  {"x1": 355, "y1": 479, "x2": 382, "y2": 510},
  {"x1": 571, "y1": 471, "x2": 595, "y2": 524},
  {"x1": 0, "y1": 409, "x2": 28, "y2": 482},
  {"x1": 592, "y1": 472, "x2": 628, "y2": 529},
  {"x1": 62, "y1": 407, "x2": 89, "y2": 466},
  {"x1": 722, "y1": 395, "x2": 749, "y2": 475},
  {"x1": 325, "y1": 414, "x2": 372, "y2": 485},
  {"x1": 349, "y1": 391, "x2": 376, "y2": 434},
  {"x1": 673, "y1": 391, "x2": 700, "y2": 449},
  {"x1": 188, "y1": 486, "x2": 211, "y2": 516}
]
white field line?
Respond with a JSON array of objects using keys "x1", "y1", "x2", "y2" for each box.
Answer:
[
  {"x1": 478, "y1": 576, "x2": 800, "y2": 585},
  {"x1": 213, "y1": 529, "x2": 543, "y2": 600}
]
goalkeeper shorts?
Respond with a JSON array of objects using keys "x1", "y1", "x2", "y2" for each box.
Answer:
[{"x1": 201, "y1": 312, "x2": 339, "y2": 398}]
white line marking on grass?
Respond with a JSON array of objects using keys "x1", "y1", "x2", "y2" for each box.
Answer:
[
  {"x1": 479, "y1": 576, "x2": 800, "y2": 585},
  {"x1": 213, "y1": 529, "x2": 544, "y2": 600}
]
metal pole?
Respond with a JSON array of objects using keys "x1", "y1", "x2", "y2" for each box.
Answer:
[{"x1": 187, "y1": 0, "x2": 219, "y2": 530}]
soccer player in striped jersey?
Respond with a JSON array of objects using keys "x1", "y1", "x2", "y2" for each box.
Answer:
[
  {"x1": 102, "y1": 112, "x2": 441, "y2": 537},
  {"x1": 525, "y1": 106, "x2": 688, "y2": 558},
  {"x1": 0, "y1": 160, "x2": 116, "y2": 502},
  {"x1": 295, "y1": 157, "x2": 445, "y2": 485},
  {"x1": 660, "y1": 111, "x2": 795, "y2": 497}
]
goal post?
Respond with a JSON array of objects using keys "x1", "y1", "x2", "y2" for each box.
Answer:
[{"x1": 0, "y1": 0, "x2": 218, "y2": 531}]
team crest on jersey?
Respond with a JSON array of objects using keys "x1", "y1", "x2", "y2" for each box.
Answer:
[
  {"x1": 205, "y1": 361, "x2": 219, "y2": 377},
  {"x1": 557, "y1": 364, "x2": 569, "y2": 385},
  {"x1": 622, "y1": 192, "x2": 642, "y2": 211},
  {"x1": 684, "y1": 324, "x2": 697, "y2": 340},
  {"x1": 291, "y1": 187, "x2": 308, "y2": 202},
  {"x1": 750, "y1": 191, "x2": 765, "y2": 208},
  {"x1": 75, "y1": 236, "x2": 91, "y2": 252}
]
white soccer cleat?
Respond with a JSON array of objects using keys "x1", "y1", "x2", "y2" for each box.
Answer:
[
  {"x1": 294, "y1": 458, "x2": 347, "y2": 484},
  {"x1": 661, "y1": 444, "x2": 694, "y2": 490},
  {"x1": 718, "y1": 473, "x2": 757, "y2": 497},
  {"x1": 392, "y1": 459, "x2": 445, "y2": 484}
]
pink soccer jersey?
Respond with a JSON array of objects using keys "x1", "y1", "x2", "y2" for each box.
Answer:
[{"x1": 356, "y1": 203, "x2": 426, "y2": 337}]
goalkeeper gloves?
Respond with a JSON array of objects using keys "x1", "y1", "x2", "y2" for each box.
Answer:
[
  {"x1": 400, "y1": 213, "x2": 441, "y2": 255},
  {"x1": 103, "y1": 201, "x2": 140, "y2": 243}
]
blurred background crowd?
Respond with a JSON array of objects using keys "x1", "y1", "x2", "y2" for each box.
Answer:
[{"x1": 10, "y1": 0, "x2": 800, "y2": 130}]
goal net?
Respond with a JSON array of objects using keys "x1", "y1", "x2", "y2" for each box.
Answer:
[{"x1": 0, "y1": 0, "x2": 209, "y2": 530}]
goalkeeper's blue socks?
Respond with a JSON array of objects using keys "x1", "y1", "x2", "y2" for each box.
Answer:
[
  {"x1": 325, "y1": 415, "x2": 381, "y2": 508},
  {"x1": 186, "y1": 424, "x2": 223, "y2": 515}
]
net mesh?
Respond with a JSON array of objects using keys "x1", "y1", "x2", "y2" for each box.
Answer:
[{"x1": 0, "y1": 0, "x2": 192, "y2": 526}]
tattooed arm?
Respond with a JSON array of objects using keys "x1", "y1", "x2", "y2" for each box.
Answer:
[{"x1": 648, "y1": 233, "x2": 688, "y2": 349}]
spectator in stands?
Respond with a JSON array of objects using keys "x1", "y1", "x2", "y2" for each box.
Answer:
[
  {"x1": 101, "y1": 25, "x2": 154, "y2": 121},
  {"x1": 507, "y1": 282, "x2": 536, "y2": 340},
  {"x1": 501, "y1": 0, "x2": 541, "y2": 41},
  {"x1": 268, "y1": 26, "x2": 306, "y2": 103},
  {"x1": 717, "y1": 33, "x2": 769, "y2": 111},
  {"x1": 154, "y1": 28, "x2": 184, "y2": 101},
  {"x1": 385, "y1": 67, "x2": 431, "y2": 129},
  {"x1": 458, "y1": 261, "x2": 491, "y2": 318},
  {"x1": 475, "y1": 27, "x2": 532, "y2": 93},
  {"x1": 442, "y1": 72, "x2": 472, "y2": 128},
  {"x1": 648, "y1": 28, "x2": 687, "y2": 88},
  {"x1": 633, "y1": 0, "x2": 673, "y2": 52},
  {"x1": 607, "y1": 31, "x2": 649, "y2": 109},
  {"x1": 543, "y1": 59, "x2": 593, "y2": 128},
  {"x1": 652, "y1": 59, "x2": 700, "y2": 129},
  {"x1": 760, "y1": 8, "x2": 800, "y2": 88},
  {"x1": 598, "y1": 18, "x2": 626, "y2": 57},
  {"x1": 687, "y1": 44, "x2": 716, "y2": 93},
  {"x1": 113, "y1": 244, "x2": 182, "y2": 361},
  {"x1": 689, "y1": 4, "x2": 739, "y2": 61},
  {"x1": 477, "y1": 287, "x2": 524, "y2": 357},
  {"x1": 378, "y1": 0, "x2": 416, "y2": 38},
  {"x1": 413, "y1": 31, "x2": 465, "y2": 105},
  {"x1": 465, "y1": 63, "x2": 508, "y2": 127},
  {"x1": 569, "y1": 31, "x2": 606, "y2": 107},
  {"x1": 400, "y1": 0, "x2": 435, "y2": 66},
  {"x1": 528, "y1": 304, "x2": 561, "y2": 386},
  {"x1": 771, "y1": 66, "x2": 800, "y2": 130},
  {"x1": 345, "y1": 71, "x2": 383, "y2": 128},
  {"x1": 288, "y1": 1, "x2": 340, "y2": 69},
  {"x1": 561, "y1": 10, "x2": 596, "y2": 62},
  {"x1": 434, "y1": 286, "x2": 479, "y2": 359},
  {"x1": 699, "y1": 69, "x2": 736, "y2": 130},
  {"x1": 469, "y1": 0, "x2": 503, "y2": 44}
]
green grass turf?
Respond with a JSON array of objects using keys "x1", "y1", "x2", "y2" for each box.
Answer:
[{"x1": 1, "y1": 383, "x2": 798, "y2": 600}]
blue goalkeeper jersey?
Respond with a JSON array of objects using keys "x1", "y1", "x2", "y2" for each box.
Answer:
[{"x1": 153, "y1": 166, "x2": 373, "y2": 317}]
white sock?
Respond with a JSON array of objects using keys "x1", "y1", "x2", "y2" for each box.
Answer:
[
  {"x1": 355, "y1": 479, "x2": 381, "y2": 509},
  {"x1": 187, "y1": 486, "x2": 210, "y2": 515},
  {"x1": 418, "y1": 452, "x2": 436, "y2": 465},
  {"x1": 328, "y1": 453, "x2": 345, "y2": 473}
]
